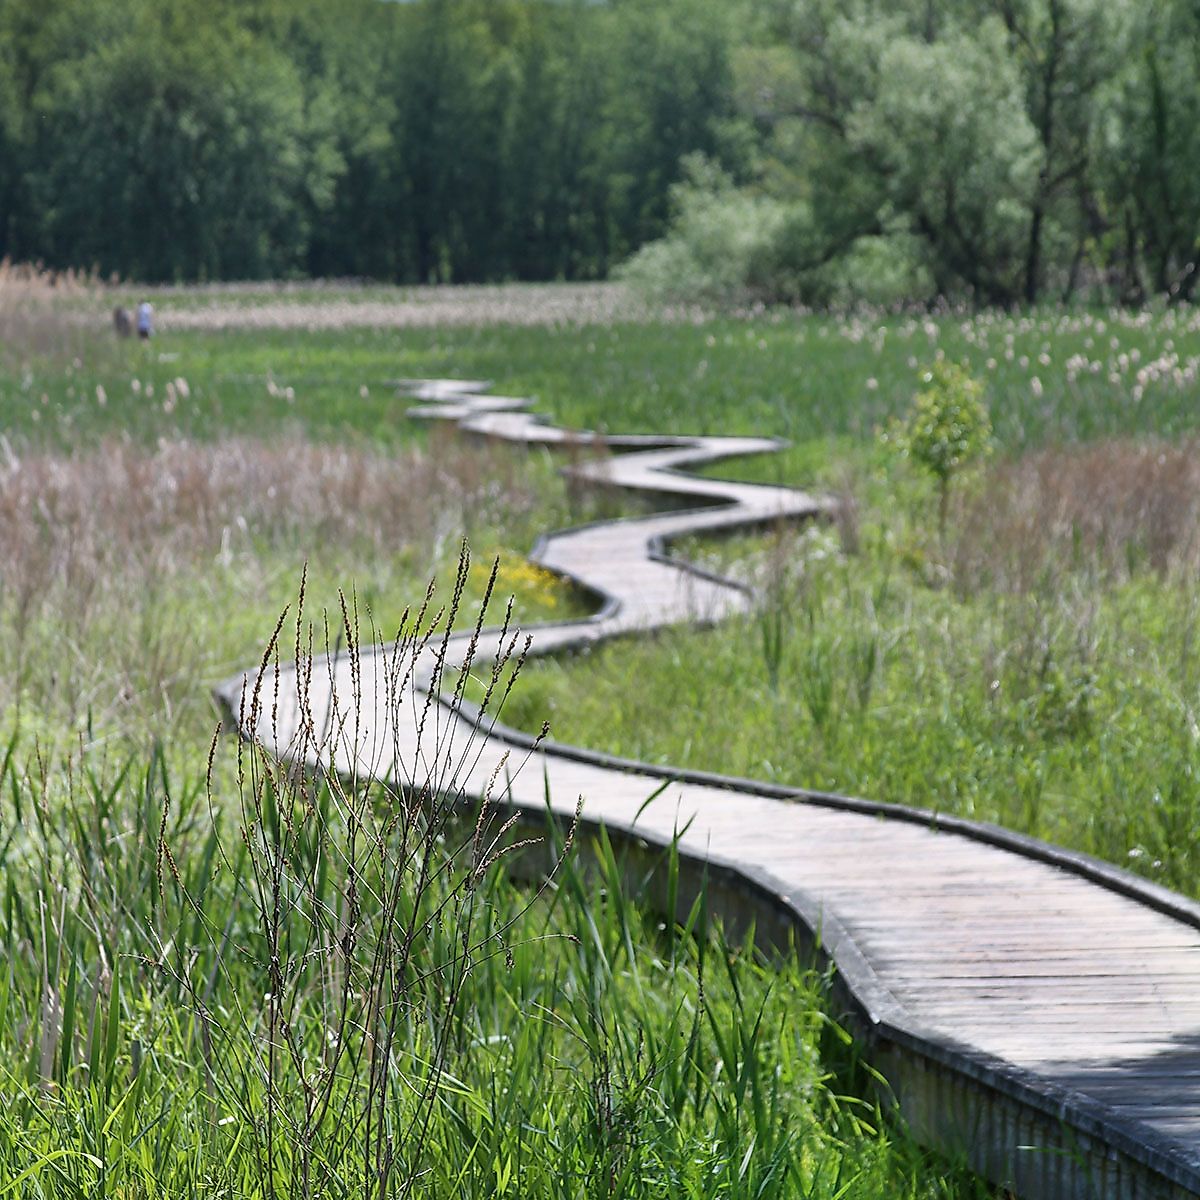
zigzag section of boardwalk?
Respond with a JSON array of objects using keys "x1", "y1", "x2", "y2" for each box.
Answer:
[{"x1": 218, "y1": 379, "x2": 1200, "y2": 1200}]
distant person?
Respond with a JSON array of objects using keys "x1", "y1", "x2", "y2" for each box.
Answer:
[
  {"x1": 136, "y1": 301, "x2": 153, "y2": 340},
  {"x1": 112, "y1": 305, "x2": 132, "y2": 337}
]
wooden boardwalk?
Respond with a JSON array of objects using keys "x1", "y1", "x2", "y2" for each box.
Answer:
[{"x1": 218, "y1": 379, "x2": 1200, "y2": 1199}]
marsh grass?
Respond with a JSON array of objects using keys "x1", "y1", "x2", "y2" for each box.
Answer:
[
  {"x1": 0, "y1": 431, "x2": 593, "y2": 762},
  {"x1": 9, "y1": 294, "x2": 1200, "y2": 455},
  {"x1": 0, "y1": 772, "x2": 981, "y2": 1197},
  {"x1": 154, "y1": 551, "x2": 580, "y2": 1198},
  {"x1": 0, "y1": 261, "x2": 107, "y2": 371},
  {"x1": 8, "y1": 285, "x2": 1195, "y2": 1192},
  {"x1": 147, "y1": 282, "x2": 665, "y2": 330},
  {"x1": 0, "y1": 578, "x2": 981, "y2": 1198},
  {"x1": 951, "y1": 438, "x2": 1200, "y2": 591},
  {"x1": 507, "y1": 438, "x2": 1200, "y2": 895}
]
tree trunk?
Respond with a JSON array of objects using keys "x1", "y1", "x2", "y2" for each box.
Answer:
[
  {"x1": 1061, "y1": 230, "x2": 1086, "y2": 303},
  {"x1": 1025, "y1": 203, "x2": 1044, "y2": 305}
]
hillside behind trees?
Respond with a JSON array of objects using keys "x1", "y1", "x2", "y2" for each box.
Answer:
[{"x1": 2, "y1": 0, "x2": 1198, "y2": 304}]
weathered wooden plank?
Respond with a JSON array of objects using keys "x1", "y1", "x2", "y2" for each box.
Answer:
[{"x1": 898, "y1": 977, "x2": 1200, "y2": 994}]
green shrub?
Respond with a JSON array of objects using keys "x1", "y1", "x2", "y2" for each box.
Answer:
[
  {"x1": 618, "y1": 156, "x2": 934, "y2": 309},
  {"x1": 617, "y1": 155, "x2": 787, "y2": 306},
  {"x1": 883, "y1": 362, "x2": 992, "y2": 537}
]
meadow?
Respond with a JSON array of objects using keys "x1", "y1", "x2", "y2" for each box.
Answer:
[
  {"x1": 492, "y1": 305, "x2": 1200, "y2": 898},
  {"x1": 1, "y1": 733, "x2": 979, "y2": 1198},
  {"x1": 0, "y1": 276, "x2": 991, "y2": 1196},
  {"x1": 4, "y1": 274, "x2": 1200, "y2": 1192}
]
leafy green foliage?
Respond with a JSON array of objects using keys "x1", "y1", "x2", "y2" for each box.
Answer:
[
  {"x1": 618, "y1": 156, "x2": 789, "y2": 305},
  {"x1": 883, "y1": 363, "x2": 992, "y2": 534},
  {"x1": 28, "y1": 5, "x2": 325, "y2": 282},
  {"x1": 847, "y1": 24, "x2": 1040, "y2": 305},
  {"x1": 627, "y1": 0, "x2": 1200, "y2": 307},
  {"x1": 4, "y1": 0, "x2": 1199, "y2": 302},
  {"x1": 0, "y1": 0, "x2": 740, "y2": 284}
]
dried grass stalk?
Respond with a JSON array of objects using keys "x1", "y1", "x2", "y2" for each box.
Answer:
[{"x1": 951, "y1": 439, "x2": 1200, "y2": 594}]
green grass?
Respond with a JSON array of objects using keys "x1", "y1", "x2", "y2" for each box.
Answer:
[
  {"x1": 0, "y1": 286, "x2": 1001, "y2": 1194},
  {"x1": 0, "y1": 731, "x2": 980, "y2": 1198},
  {"x1": 506, "y1": 449, "x2": 1200, "y2": 896},
  {"x1": 510, "y1": 553, "x2": 1199, "y2": 881},
  {"x1": 6, "y1": 329, "x2": 445, "y2": 449},
  {"x1": 0, "y1": 431, "x2": 597, "y2": 766},
  {"x1": 4, "y1": 538, "x2": 578, "y2": 760},
  {"x1": 6, "y1": 283, "x2": 1200, "y2": 1192},
  {"x1": 7, "y1": 299, "x2": 1200, "y2": 453}
]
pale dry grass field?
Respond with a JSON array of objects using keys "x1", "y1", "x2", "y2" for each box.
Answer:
[
  {"x1": 154, "y1": 282, "x2": 680, "y2": 331},
  {"x1": 5, "y1": 268, "x2": 704, "y2": 347},
  {"x1": 951, "y1": 439, "x2": 1200, "y2": 593},
  {"x1": 0, "y1": 429, "x2": 577, "y2": 751},
  {"x1": 0, "y1": 259, "x2": 105, "y2": 365}
]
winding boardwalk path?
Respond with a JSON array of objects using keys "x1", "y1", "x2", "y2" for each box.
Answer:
[{"x1": 219, "y1": 380, "x2": 1200, "y2": 1199}]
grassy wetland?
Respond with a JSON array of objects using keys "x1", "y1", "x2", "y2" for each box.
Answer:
[
  {"x1": 498, "y1": 312, "x2": 1200, "y2": 899},
  {"x1": 0, "y1": 274, "x2": 990, "y2": 1197},
  {"x1": 7, "y1": 0, "x2": 1200, "y2": 1187},
  {"x1": 4, "y1": 274, "x2": 1200, "y2": 1193}
]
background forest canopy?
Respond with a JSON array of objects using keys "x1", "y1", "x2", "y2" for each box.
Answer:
[{"x1": 1, "y1": 0, "x2": 1198, "y2": 307}]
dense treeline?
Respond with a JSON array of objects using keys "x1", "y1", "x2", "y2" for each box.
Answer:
[
  {"x1": 628, "y1": 0, "x2": 1200, "y2": 307},
  {"x1": 0, "y1": 0, "x2": 734, "y2": 282},
  {"x1": 2, "y1": 0, "x2": 1199, "y2": 302}
]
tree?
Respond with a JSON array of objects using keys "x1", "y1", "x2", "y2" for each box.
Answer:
[
  {"x1": 4, "y1": 0, "x2": 1195, "y2": 297},
  {"x1": 976, "y1": 0, "x2": 1127, "y2": 302},
  {"x1": 1098, "y1": 0, "x2": 1200, "y2": 302},
  {"x1": 27, "y1": 0, "x2": 340, "y2": 280},
  {"x1": 598, "y1": 0, "x2": 739, "y2": 259},
  {"x1": 885, "y1": 362, "x2": 993, "y2": 540},
  {"x1": 848, "y1": 22, "x2": 1041, "y2": 304},
  {"x1": 626, "y1": 0, "x2": 1200, "y2": 309}
]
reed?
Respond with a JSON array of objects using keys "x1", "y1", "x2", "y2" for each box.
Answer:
[
  {"x1": 0, "y1": 433, "x2": 588, "y2": 758},
  {"x1": 0, "y1": 562, "x2": 975, "y2": 1196}
]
